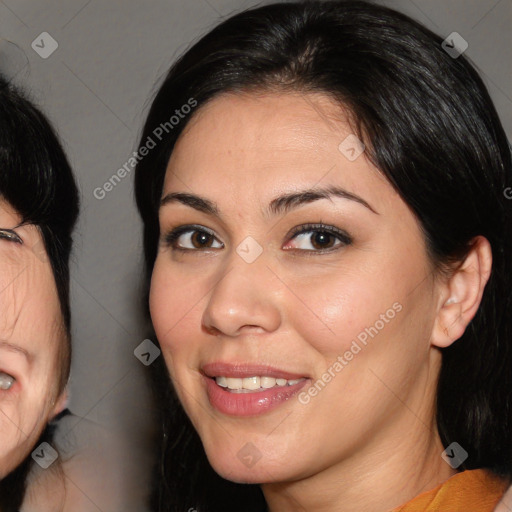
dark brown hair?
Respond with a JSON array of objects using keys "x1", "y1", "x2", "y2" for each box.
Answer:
[{"x1": 135, "y1": 1, "x2": 512, "y2": 510}]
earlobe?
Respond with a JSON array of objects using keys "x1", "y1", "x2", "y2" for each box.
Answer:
[
  {"x1": 431, "y1": 236, "x2": 492, "y2": 349},
  {"x1": 51, "y1": 388, "x2": 69, "y2": 418}
]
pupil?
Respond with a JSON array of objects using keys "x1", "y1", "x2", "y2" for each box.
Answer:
[
  {"x1": 313, "y1": 231, "x2": 331, "y2": 249},
  {"x1": 193, "y1": 232, "x2": 211, "y2": 247}
]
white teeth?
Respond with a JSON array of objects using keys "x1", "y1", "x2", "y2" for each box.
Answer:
[
  {"x1": 260, "y1": 376, "x2": 276, "y2": 388},
  {"x1": 0, "y1": 373, "x2": 14, "y2": 390},
  {"x1": 216, "y1": 376, "x2": 228, "y2": 388},
  {"x1": 225, "y1": 377, "x2": 243, "y2": 390},
  {"x1": 242, "y1": 376, "x2": 260, "y2": 390},
  {"x1": 215, "y1": 375, "x2": 304, "y2": 391}
]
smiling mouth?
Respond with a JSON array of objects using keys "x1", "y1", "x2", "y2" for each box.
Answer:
[
  {"x1": 201, "y1": 362, "x2": 310, "y2": 416},
  {"x1": 214, "y1": 375, "x2": 306, "y2": 393}
]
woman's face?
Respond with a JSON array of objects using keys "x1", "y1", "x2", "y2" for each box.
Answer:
[
  {"x1": 150, "y1": 92, "x2": 446, "y2": 484},
  {"x1": 0, "y1": 200, "x2": 66, "y2": 478}
]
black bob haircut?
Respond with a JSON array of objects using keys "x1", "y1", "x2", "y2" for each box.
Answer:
[
  {"x1": 134, "y1": 1, "x2": 512, "y2": 510},
  {"x1": 0, "y1": 74, "x2": 80, "y2": 511}
]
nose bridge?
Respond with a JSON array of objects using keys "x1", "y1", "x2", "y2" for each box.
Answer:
[{"x1": 201, "y1": 240, "x2": 281, "y2": 336}]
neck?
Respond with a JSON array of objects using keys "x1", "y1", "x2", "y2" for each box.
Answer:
[{"x1": 262, "y1": 412, "x2": 457, "y2": 512}]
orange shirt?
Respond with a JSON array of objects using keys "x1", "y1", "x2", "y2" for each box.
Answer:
[{"x1": 392, "y1": 469, "x2": 509, "y2": 512}]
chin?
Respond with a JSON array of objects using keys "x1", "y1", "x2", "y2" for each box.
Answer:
[
  {"x1": 203, "y1": 442, "x2": 298, "y2": 485},
  {"x1": 0, "y1": 456, "x2": 17, "y2": 480},
  {"x1": 208, "y1": 458, "x2": 271, "y2": 485}
]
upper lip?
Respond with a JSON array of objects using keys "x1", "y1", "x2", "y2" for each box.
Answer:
[{"x1": 202, "y1": 362, "x2": 308, "y2": 380}]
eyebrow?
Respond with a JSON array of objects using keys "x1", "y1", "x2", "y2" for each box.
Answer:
[
  {"x1": 160, "y1": 185, "x2": 378, "y2": 218},
  {"x1": 0, "y1": 341, "x2": 29, "y2": 359}
]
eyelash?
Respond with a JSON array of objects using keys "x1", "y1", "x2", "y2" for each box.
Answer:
[
  {"x1": 0, "y1": 229, "x2": 23, "y2": 244},
  {"x1": 162, "y1": 223, "x2": 352, "y2": 254}
]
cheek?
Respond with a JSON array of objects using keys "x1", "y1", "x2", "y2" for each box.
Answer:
[
  {"x1": 149, "y1": 260, "x2": 203, "y2": 362},
  {"x1": 286, "y1": 245, "x2": 433, "y2": 406},
  {"x1": 0, "y1": 399, "x2": 24, "y2": 448},
  {"x1": 0, "y1": 391, "x2": 50, "y2": 477},
  {"x1": 288, "y1": 269, "x2": 402, "y2": 358},
  {"x1": 22, "y1": 382, "x2": 54, "y2": 430}
]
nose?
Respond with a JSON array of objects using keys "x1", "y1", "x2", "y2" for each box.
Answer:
[{"x1": 201, "y1": 250, "x2": 282, "y2": 338}]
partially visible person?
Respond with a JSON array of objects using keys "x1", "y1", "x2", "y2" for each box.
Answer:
[
  {"x1": 0, "y1": 73, "x2": 79, "y2": 511},
  {"x1": 0, "y1": 74, "x2": 153, "y2": 512}
]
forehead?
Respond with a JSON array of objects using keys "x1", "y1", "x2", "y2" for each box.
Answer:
[
  {"x1": 163, "y1": 92, "x2": 397, "y2": 216},
  {"x1": 168, "y1": 92, "x2": 351, "y2": 173}
]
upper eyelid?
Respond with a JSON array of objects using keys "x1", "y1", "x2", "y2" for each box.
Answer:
[
  {"x1": 288, "y1": 223, "x2": 350, "y2": 237},
  {"x1": 166, "y1": 223, "x2": 350, "y2": 248},
  {"x1": 0, "y1": 229, "x2": 23, "y2": 244},
  {"x1": 168, "y1": 224, "x2": 218, "y2": 240}
]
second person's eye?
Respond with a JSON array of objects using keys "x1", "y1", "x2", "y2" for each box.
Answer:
[
  {"x1": 0, "y1": 228, "x2": 22, "y2": 244},
  {"x1": 0, "y1": 371, "x2": 15, "y2": 390}
]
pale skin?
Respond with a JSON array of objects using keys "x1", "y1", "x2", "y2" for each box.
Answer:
[
  {"x1": 150, "y1": 92, "x2": 493, "y2": 512},
  {"x1": 0, "y1": 199, "x2": 67, "y2": 480},
  {"x1": 0, "y1": 203, "x2": 150, "y2": 511},
  {"x1": 0, "y1": 202, "x2": 149, "y2": 511}
]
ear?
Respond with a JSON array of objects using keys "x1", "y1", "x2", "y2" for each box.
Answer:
[
  {"x1": 50, "y1": 388, "x2": 69, "y2": 418},
  {"x1": 431, "y1": 236, "x2": 492, "y2": 348}
]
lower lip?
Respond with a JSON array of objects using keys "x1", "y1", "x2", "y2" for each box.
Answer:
[{"x1": 204, "y1": 376, "x2": 309, "y2": 416}]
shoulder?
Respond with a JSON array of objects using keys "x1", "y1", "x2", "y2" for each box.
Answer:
[{"x1": 392, "y1": 469, "x2": 510, "y2": 512}]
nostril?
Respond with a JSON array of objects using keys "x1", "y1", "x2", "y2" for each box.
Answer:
[{"x1": 202, "y1": 324, "x2": 222, "y2": 336}]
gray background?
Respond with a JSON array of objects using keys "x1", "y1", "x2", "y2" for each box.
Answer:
[{"x1": 0, "y1": 0, "x2": 510, "y2": 510}]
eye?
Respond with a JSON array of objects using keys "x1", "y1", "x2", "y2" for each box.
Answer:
[
  {"x1": 162, "y1": 223, "x2": 351, "y2": 253},
  {"x1": 0, "y1": 228, "x2": 23, "y2": 244},
  {"x1": 164, "y1": 225, "x2": 224, "y2": 251},
  {"x1": 284, "y1": 223, "x2": 352, "y2": 252},
  {"x1": 0, "y1": 371, "x2": 15, "y2": 390}
]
